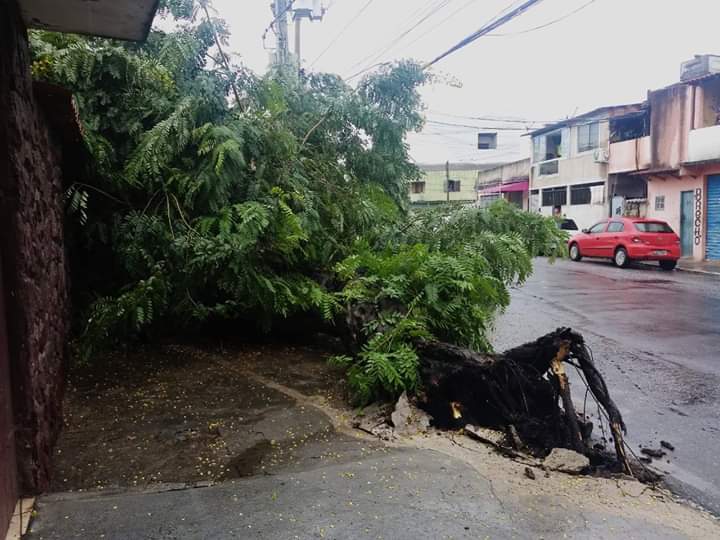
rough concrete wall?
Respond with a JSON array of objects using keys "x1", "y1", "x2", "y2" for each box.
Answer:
[{"x1": 0, "y1": 0, "x2": 69, "y2": 493}]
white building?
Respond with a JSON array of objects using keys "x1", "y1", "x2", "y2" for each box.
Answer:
[{"x1": 528, "y1": 104, "x2": 645, "y2": 230}]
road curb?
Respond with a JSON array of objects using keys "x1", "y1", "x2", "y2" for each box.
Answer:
[{"x1": 637, "y1": 261, "x2": 720, "y2": 276}]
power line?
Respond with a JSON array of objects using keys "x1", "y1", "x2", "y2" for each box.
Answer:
[
  {"x1": 426, "y1": 119, "x2": 530, "y2": 131},
  {"x1": 346, "y1": 0, "x2": 455, "y2": 79},
  {"x1": 262, "y1": 0, "x2": 297, "y2": 44},
  {"x1": 309, "y1": 0, "x2": 377, "y2": 68},
  {"x1": 429, "y1": 109, "x2": 557, "y2": 124},
  {"x1": 423, "y1": 0, "x2": 545, "y2": 69},
  {"x1": 395, "y1": 0, "x2": 479, "y2": 54},
  {"x1": 489, "y1": 0, "x2": 598, "y2": 36},
  {"x1": 345, "y1": 0, "x2": 439, "y2": 72}
]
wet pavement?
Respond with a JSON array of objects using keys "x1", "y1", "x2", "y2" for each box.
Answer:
[
  {"x1": 27, "y1": 337, "x2": 720, "y2": 538},
  {"x1": 491, "y1": 258, "x2": 720, "y2": 516}
]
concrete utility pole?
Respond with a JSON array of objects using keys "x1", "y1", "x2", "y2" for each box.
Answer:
[
  {"x1": 446, "y1": 160, "x2": 451, "y2": 202},
  {"x1": 273, "y1": 0, "x2": 290, "y2": 66},
  {"x1": 294, "y1": 15, "x2": 302, "y2": 60}
]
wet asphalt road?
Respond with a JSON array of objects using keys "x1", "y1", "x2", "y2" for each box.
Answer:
[{"x1": 491, "y1": 258, "x2": 720, "y2": 516}]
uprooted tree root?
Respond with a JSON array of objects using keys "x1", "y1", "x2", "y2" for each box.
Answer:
[{"x1": 413, "y1": 328, "x2": 642, "y2": 478}]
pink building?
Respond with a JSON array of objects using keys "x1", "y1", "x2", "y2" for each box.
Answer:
[{"x1": 608, "y1": 56, "x2": 720, "y2": 261}]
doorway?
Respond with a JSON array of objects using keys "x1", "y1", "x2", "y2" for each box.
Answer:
[{"x1": 680, "y1": 190, "x2": 694, "y2": 257}]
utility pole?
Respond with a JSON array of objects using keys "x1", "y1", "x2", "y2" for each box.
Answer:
[
  {"x1": 273, "y1": 0, "x2": 290, "y2": 67},
  {"x1": 294, "y1": 15, "x2": 302, "y2": 60},
  {"x1": 446, "y1": 160, "x2": 451, "y2": 202}
]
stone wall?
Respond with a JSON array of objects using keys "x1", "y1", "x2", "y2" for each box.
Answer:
[{"x1": 0, "y1": 0, "x2": 70, "y2": 493}]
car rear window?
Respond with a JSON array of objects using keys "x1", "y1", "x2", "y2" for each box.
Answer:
[{"x1": 634, "y1": 222, "x2": 674, "y2": 233}]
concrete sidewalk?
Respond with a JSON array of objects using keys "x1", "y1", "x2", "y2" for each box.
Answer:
[
  {"x1": 24, "y1": 346, "x2": 720, "y2": 539},
  {"x1": 677, "y1": 258, "x2": 720, "y2": 276},
  {"x1": 26, "y1": 445, "x2": 718, "y2": 540}
]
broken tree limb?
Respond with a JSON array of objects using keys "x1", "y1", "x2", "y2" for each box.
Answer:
[
  {"x1": 570, "y1": 339, "x2": 633, "y2": 475},
  {"x1": 412, "y1": 328, "x2": 631, "y2": 474},
  {"x1": 550, "y1": 341, "x2": 585, "y2": 454}
]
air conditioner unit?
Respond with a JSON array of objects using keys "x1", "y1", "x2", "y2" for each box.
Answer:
[
  {"x1": 594, "y1": 148, "x2": 609, "y2": 163},
  {"x1": 680, "y1": 54, "x2": 720, "y2": 82}
]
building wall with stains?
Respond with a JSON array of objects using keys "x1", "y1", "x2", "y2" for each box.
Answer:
[{"x1": 0, "y1": 0, "x2": 70, "y2": 494}]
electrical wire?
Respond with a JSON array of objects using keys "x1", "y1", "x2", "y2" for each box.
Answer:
[
  {"x1": 309, "y1": 0, "x2": 378, "y2": 67},
  {"x1": 429, "y1": 109, "x2": 557, "y2": 125},
  {"x1": 423, "y1": 0, "x2": 545, "y2": 69},
  {"x1": 345, "y1": 0, "x2": 455, "y2": 79},
  {"x1": 395, "y1": 0, "x2": 480, "y2": 54},
  {"x1": 426, "y1": 119, "x2": 530, "y2": 131},
  {"x1": 346, "y1": 0, "x2": 527, "y2": 81},
  {"x1": 489, "y1": 0, "x2": 598, "y2": 36}
]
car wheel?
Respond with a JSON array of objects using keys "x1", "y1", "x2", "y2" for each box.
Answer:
[
  {"x1": 614, "y1": 247, "x2": 629, "y2": 268},
  {"x1": 659, "y1": 260, "x2": 677, "y2": 271},
  {"x1": 569, "y1": 243, "x2": 582, "y2": 261}
]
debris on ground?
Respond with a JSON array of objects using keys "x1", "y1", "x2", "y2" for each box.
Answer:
[
  {"x1": 390, "y1": 392, "x2": 432, "y2": 436},
  {"x1": 524, "y1": 466, "x2": 536, "y2": 480},
  {"x1": 660, "y1": 440, "x2": 675, "y2": 451},
  {"x1": 413, "y1": 328, "x2": 634, "y2": 475},
  {"x1": 641, "y1": 448, "x2": 666, "y2": 459},
  {"x1": 543, "y1": 448, "x2": 590, "y2": 474},
  {"x1": 351, "y1": 403, "x2": 395, "y2": 440}
]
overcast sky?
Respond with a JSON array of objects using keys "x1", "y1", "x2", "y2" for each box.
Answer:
[{"x1": 208, "y1": 0, "x2": 720, "y2": 165}]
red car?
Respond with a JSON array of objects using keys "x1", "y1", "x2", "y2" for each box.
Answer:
[{"x1": 568, "y1": 217, "x2": 681, "y2": 270}]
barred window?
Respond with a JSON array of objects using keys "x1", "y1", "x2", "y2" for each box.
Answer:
[{"x1": 541, "y1": 187, "x2": 567, "y2": 207}]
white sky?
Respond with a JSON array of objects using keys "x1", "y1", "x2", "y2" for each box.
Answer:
[{"x1": 208, "y1": 0, "x2": 720, "y2": 165}]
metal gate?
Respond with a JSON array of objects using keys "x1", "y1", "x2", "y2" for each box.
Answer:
[
  {"x1": 707, "y1": 176, "x2": 720, "y2": 260},
  {"x1": 0, "y1": 256, "x2": 18, "y2": 538}
]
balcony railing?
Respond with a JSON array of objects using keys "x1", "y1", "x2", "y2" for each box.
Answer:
[
  {"x1": 537, "y1": 160, "x2": 559, "y2": 176},
  {"x1": 687, "y1": 124, "x2": 720, "y2": 164},
  {"x1": 608, "y1": 136, "x2": 651, "y2": 174}
]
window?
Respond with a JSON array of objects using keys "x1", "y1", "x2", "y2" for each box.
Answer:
[
  {"x1": 570, "y1": 182, "x2": 605, "y2": 205},
  {"x1": 610, "y1": 113, "x2": 649, "y2": 143},
  {"x1": 577, "y1": 122, "x2": 599, "y2": 153},
  {"x1": 570, "y1": 185, "x2": 591, "y2": 205},
  {"x1": 559, "y1": 219, "x2": 579, "y2": 231},
  {"x1": 541, "y1": 186, "x2": 567, "y2": 207},
  {"x1": 655, "y1": 195, "x2": 665, "y2": 211},
  {"x1": 607, "y1": 221, "x2": 625, "y2": 233},
  {"x1": 533, "y1": 129, "x2": 567, "y2": 163},
  {"x1": 538, "y1": 161, "x2": 559, "y2": 176},
  {"x1": 635, "y1": 221, "x2": 674, "y2": 233},
  {"x1": 410, "y1": 181, "x2": 425, "y2": 194},
  {"x1": 477, "y1": 133, "x2": 498, "y2": 149},
  {"x1": 588, "y1": 222, "x2": 607, "y2": 234},
  {"x1": 446, "y1": 180, "x2": 461, "y2": 192}
]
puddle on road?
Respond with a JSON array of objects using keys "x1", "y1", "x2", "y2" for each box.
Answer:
[{"x1": 226, "y1": 439, "x2": 274, "y2": 477}]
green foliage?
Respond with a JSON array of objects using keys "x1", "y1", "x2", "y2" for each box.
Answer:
[
  {"x1": 331, "y1": 202, "x2": 564, "y2": 403},
  {"x1": 31, "y1": 2, "x2": 564, "y2": 404}
]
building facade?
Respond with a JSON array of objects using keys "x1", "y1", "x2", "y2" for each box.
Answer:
[
  {"x1": 476, "y1": 158, "x2": 530, "y2": 209},
  {"x1": 608, "y1": 58, "x2": 720, "y2": 261},
  {"x1": 528, "y1": 104, "x2": 645, "y2": 231},
  {"x1": 409, "y1": 163, "x2": 494, "y2": 205}
]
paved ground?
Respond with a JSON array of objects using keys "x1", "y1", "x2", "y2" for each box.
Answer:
[
  {"x1": 491, "y1": 257, "x2": 720, "y2": 516},
  {"x1": 24, "y1": 260, "x2": 720, "y2": 539}
]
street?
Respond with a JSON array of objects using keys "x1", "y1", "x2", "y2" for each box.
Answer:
[{"x1": 492, "y1": 258, "x2": 720, "y2": 516}]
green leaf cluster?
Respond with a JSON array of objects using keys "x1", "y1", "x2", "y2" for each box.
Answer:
[{"x1": 30, "y1": 3, "x2": 566, "y2": 399}]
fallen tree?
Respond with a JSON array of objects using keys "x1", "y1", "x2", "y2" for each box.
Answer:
[{"x1": 414, "y1": 328, "x2": 632, "y2": 475}]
